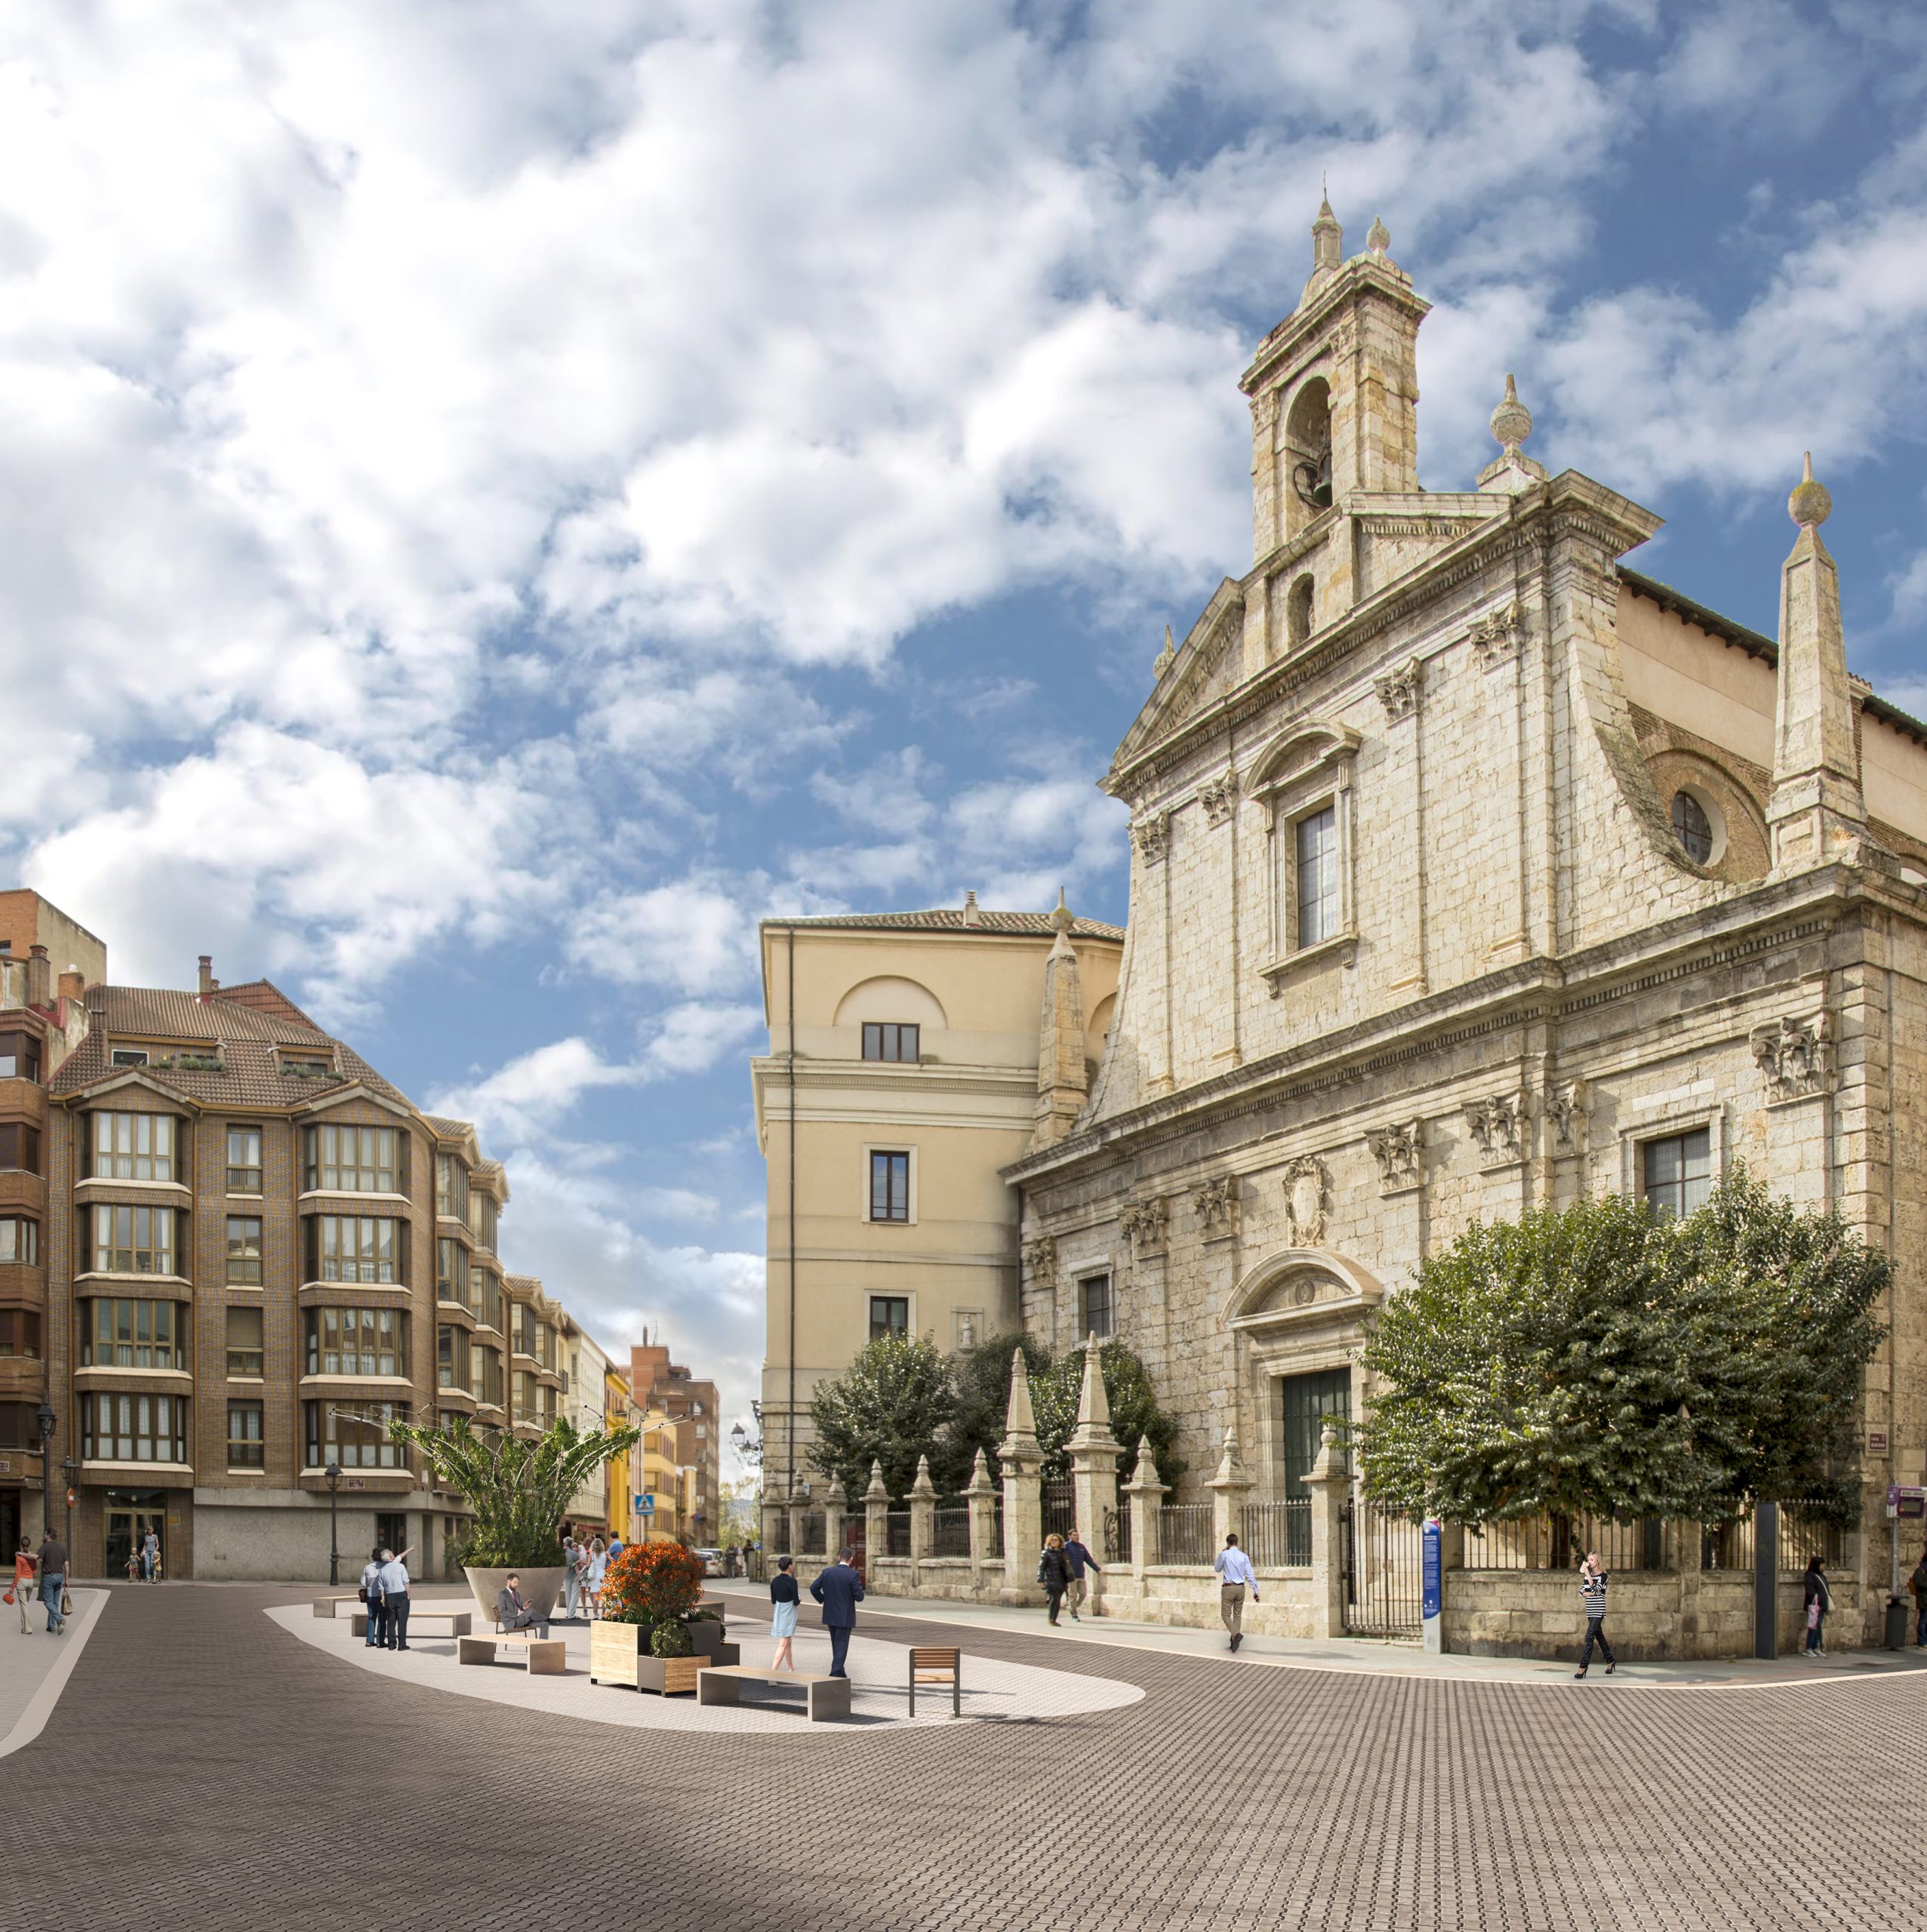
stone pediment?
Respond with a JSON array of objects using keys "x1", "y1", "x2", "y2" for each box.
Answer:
[
  {"x1": 1108, "y1": 578, "x2": 1247, "y2": 788},
  {"x1": 1226, "y1": 1250, "x2": 1386, "y2": 1335}
]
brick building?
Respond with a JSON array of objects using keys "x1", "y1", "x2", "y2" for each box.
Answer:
[
  {"x1": 5, "y1": 924, "x2": 607, "y2": 1580},
  {"x1": 630, "y1": 1339, "x2": 722, "y2": 1547},
  {"x1": 999, "y1": 202, "x2": 1927, "y2": 1647}
]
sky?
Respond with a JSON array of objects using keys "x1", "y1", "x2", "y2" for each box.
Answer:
[{"x1": 7, "y1": 1, "x2": 1927, "y2": 1460}]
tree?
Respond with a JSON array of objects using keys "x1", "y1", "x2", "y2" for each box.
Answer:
[
  {"x1": 942, "y1": 1329, "x2": 1052, "y2": 1489},
  {"x1": 1357, "y1": 1171, "x2": 1887, "y2": 1527},
  {"x1": 1030, "y1": 1338, "x2": 1186, "y2": 1484},
  {"x1": 388, "y1": 1414, "x2": 642, "y2": 1568},
  {"x1": 807, "y1": 1331, "x2": 956, "y2": 1501}
]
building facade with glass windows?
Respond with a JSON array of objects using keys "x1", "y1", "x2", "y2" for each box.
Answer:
[
  {"x1": 8, "y1": 950, "x2": 608, "y2": 1581},
  {"x1": 999, "y1": 205, "x2": 1927, "y2": 1644}
]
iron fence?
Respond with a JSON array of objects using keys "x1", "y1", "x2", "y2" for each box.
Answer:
[
  {"x1": 1159, "y1": 1502, "x2": 1214, "y2": 1567},
  {"x1": 1240, "y1": 1499, "x2": 1311, "y2": 1568},
  {"x1": 799, "y1": 1509, "x2": 826, "y2": 1556},
  {"x1": 1701, "y1": 1516, "x2": 1753, "y2": 1571},
  {"x1": 932, "y1": 1508, "x2": 971, "y2": 1557},
  {"x1": 885, "y1": 1509, "x2": 912, "y2": 1558},
  {"x1": 1042, "y1": 1478, "x2": 1076, "y2": 1543},
  {"x1": 1778, "y1": 1501, "x2": 1845, "y2": 1572},
  {"x1": 1571, "y1": 1515, "x2": 1666, "y2": 1571},
  {"x1": 1342, "y1": 1498, "x2": 1424, "y2": 1638},
  {"x1": 1463, "y1": 1515, "x2": 1665, "y2": 1571},
  {"x1": 1104, "y1": 1503, "x2": 1131, "y2": 1564},
  {"x1": 1461, "y1": 1518, "x2": 1547, "y2": 1571}
]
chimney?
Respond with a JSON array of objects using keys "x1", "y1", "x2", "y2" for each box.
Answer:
[
  {"x1": 962, "y1": 890, "x2": 982, "y2": 928},
  {"x1": 198, "y1": 955, "x2": 215, "y2": 998},
  {"x1": 26, "y1": 943, "x2": 52, "y2": 1009},
  {"x1": 57, "y1": 971, "x2": 85, "y2": 1006}
]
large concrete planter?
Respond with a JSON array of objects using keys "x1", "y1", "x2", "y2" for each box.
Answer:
[{"x1": 463, "y1": 1564, "x2": 567, "y2": 1626}]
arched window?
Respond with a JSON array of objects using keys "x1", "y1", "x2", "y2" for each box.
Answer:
[
  {"x1": 1287, "y1": 574, "x2": 1314, "y2": 645},
  {"x1": 1277, "y1": 377, "x2": 1332, "y2": 540}
]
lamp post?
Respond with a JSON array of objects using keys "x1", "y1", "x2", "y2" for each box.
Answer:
[
  {"x1": 325, "y1": 1460, "x2": 343, "y2": 1586},
  {"x1": 35, "y1": 1401, "x2": 55, "y2": 1541}
]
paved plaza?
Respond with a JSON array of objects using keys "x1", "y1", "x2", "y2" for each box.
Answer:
[{"x1": 2, "y1": 1582, "x2": 1924, "y2": 1931}]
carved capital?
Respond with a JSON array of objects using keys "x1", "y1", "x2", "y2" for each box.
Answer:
[
  {"x1": 1467, "y1": 598, "x2": 1525, "y2": 670},
  {"x1": 1366, "y1": 1121, "x2": 1424, "y2": 1194},
  {"x1": 1119, "y1": 1196, "x2": 1168, "y2": 1257},
  {"x1": 1131, "y1": 810, "x2": 1170, "y2": 865},
  {"x1": 1543, "y1": 1079, "x2": 1590, "y2": 1155},
  {"x1": 1191, "y1": 1176, "x2": 1240, "y2": 1242},
  {"x1": 1464, "y1": 1090, "x2": 1528, "y2": 1166},
  {"x1": 1373, "y1": 657, "x2": 1423, "y2": 721},
  {"x1": 1021, "y1": 1236, "x2": 1057, "y2": 1287},
  {"x1": 1281, "y1": 1155, "x2": 1330, "y2": 1245},
  {"x1": 1199, "y1": 769, "x2": 1239, "y2": 827},
  {"x1": 1750, "y1": 1012, "x2": 1834, "y2": 1103}
]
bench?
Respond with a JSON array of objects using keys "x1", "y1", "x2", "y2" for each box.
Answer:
[
  {"x1": 908, "y1": 1645, "x2": 962, "y2": 1717},
  {"x1": 457, "y1": 1632, "x2": 567, "y2": 1674},
  {"x1": 697, "y1": 1665, "x2": 851, "y2": 1721},
  {"x1": 352, "y1": 1608, "x2": 471, "y2": 1639},
  {"x1": 313, "y1": 1595, "x2": 362, "y2": 1620}
]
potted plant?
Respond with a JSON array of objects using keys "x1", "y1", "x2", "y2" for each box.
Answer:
[
  {"x1": 589, "y1": 1541, "x2": 738, "y2": 1694},
  {"x1": 387, "y1": 1414, "x2": 640, "y2": 1624}
]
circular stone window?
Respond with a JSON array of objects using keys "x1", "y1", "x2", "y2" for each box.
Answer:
[{"x1": 1671, "y1": 789, "x2": 1715, "y2": 865}]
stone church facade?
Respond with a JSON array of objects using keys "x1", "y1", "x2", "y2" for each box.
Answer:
[{"x1": 1005, "y1": 201, "x2": 1927, "y2": 1644}]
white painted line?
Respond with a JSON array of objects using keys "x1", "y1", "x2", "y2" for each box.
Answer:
[{"x1": 0, "y1": 1590, "x2": 109, "y2": 1761}]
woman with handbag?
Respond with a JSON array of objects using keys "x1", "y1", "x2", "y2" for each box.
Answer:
[
  {"x1": 8, "y1": 1536, "x2": 35, "y2": 1634},
  {"x1": 1802, "y1": 1556, "x2": 1831, "y2": 1657}
]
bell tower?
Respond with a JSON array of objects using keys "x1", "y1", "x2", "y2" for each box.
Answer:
[{"x1": 1241, "y1": 200, "x2": 1430, "y2": 565}]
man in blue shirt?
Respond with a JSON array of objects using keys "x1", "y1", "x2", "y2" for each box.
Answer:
[
  {"x1": 374, "y1": 1546, "x2": 412, "y2": 1651},
  {"x1": 1062, "y1": 1531, "x2": 1102, "y2": 1622},
  {"x1": 1212, "y1": 1532, "x2": 1259, "y2": 1651}
]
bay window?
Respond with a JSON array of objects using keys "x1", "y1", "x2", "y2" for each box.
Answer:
[
  {"x1": 0, "y1": 1215, "x2": 38, "y2": 1265},
  {"x1": 308, "y1": 1215, "x2": 400, "y2": 1284},
  {"x1": 305, "y1": 1398, "x2": 408, "y2": 1470},
  {"x1": 305, "y1": 1306, "x2": 408, "y2": 1378},
  {"x1": 91, "y1": 1110, "x2": 177, "y2": 1181},
  {"x1": 83, "y1": 1390, "x2": 188, "y2": 1463},
  {"x1": 90, "y1": 1204, "x2": 177, "y2": 1276},
  {"x1": 303, "y1": 1122, "x2": 398, "y2": 1194},
  {"x1": 81, "y1": 1297, "x2": 186, "y2": 1369}
]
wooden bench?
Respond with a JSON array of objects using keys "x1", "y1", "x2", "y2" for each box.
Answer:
[
  {"x1": 352, "y1": 1608, "x2": 471, "y2": 1639},
  {"x1": 909, "y1": 1645, "x2": 962, "y2": 1717},
  {"x1": 457, "y1": 1632, "x2": 566, "y2": 1674},
  {"x1": 697, "y1": 1665, "x2": 851, "y2": 1721}
]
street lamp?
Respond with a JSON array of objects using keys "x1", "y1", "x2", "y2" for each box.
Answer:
[
  {"x1": 35, "y1": 1401, "x2": 54, "y2": 1539},
  {"x1": 325, "y1": 1460, "x2": 343, "y2": 1586}
]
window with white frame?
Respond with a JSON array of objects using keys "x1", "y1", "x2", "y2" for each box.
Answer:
[{"x1": 869, "y1": 1150, "x2": 910, "y2": 1223}]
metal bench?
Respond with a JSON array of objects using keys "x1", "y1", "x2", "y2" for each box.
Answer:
[
  {"x1": 908, "y1": 1645, "x2": 962, "y2": 1717},
  {"x1": 457, "y1": 1632, "x2": 566, "y2": 1674},
  {"x1": 696, "y1": 1665, "x2": 852, "y2": 1721}
]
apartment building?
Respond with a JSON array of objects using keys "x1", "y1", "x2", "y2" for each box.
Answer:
[
  {"x1": 9, "y1": 915, "x2": 598, "y2": 1580},
  {"x1": 630, "y1": 1338, "x2": 721, "y2": 1546},
  {"x1": 602, "y1": 1361, "x2": 632, "y2": 1543}
]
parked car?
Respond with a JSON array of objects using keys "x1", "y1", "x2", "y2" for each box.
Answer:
[{"x1": 697, "y1": 1547, "x2": 725, "y2": 1577}]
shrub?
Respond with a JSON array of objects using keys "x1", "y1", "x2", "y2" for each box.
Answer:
[
  {"x1": 649, "y1": 1620, "x2": 694, "y2": 1658},
  {"x1": 598, "y1": 1540, "x2": 706, "y2": 1627}
]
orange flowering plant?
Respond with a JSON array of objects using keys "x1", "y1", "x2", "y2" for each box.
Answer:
[{"x1": 597, "y1": 1540, "x2": 706, "y2": 1627}]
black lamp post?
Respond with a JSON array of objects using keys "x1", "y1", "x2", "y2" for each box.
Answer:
[
  {"x1": 325, "y1": 1460, "x2": 343, "y2": 1586},
  {"x1": 35, "y1": 1401, "x2": 55, "y2": 1539}
]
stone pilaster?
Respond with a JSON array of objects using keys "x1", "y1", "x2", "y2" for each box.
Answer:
[
  {"x1": 863, "y1": 1459, "x2": 890, "y2": 1566},
  {"x1": 823, "y1": 1475, "x2": 847, "y2": 1562},
  {"x1": 996, "y1": 1346, "x2": 1045, "y2": 1604},
  {"x1": 1122, "y1": 1436, "x2": 1167, "y2": 1580},
  {"x1": 1304, "y1": 1424, "x2": 1349, "y2": 1640},
  {"x1": 1208, "y1": 1424, "x2": 1253, "y2": 1553},
  {"x1": 963, "y1": 1447, "x2": 999, "y2": 1580},
  {"x1": 908, "y1": 1454, "x2": 937, "y2": 1564},
  {"x1": 1065, "y1": 1331, "x2": 1122, "y2": 1549}
]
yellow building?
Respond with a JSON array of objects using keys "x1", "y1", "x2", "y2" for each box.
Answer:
[
  {"x1": 633, "y1": 1411, "x2": 687, "y2": 1543},
  {"x1": 602, "y1": 1364, "x2": 631, "y2": 1543},
  {"x1": 753, "y1": 894, "x2": 1122, "y2": 1510}
]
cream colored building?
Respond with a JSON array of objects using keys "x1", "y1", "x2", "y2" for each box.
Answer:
[{"x1": 753, "y1": 898, "x2": 1122, "y2": 1507}]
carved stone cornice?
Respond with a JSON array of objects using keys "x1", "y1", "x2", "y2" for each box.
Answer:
[
  {"x1": 1021, "y1": 1235, "x2": 1057, "y2": 1287},
  {"x1": 1543, "y1": 1079, "x2": 1590, "y2": 1155},
  {"x1": 1374, "y1": 657, "x2": 1423, "y2": 721},
  {"x1": 1199, "y1": 770, "x2": 1239, "y2": 827},
  {"x1": 1467, "y1": 598, "x2": 1525, "y2": 669},
  {"x1": 1131, "y1": 811, "x2": 1170, "y2": 865},
  {"x1": 1366, "y1": 1121, "x2": 1424, "y2": 1195},
  {"x1": 1119, "y1": 1196, "x2": 1168, "y2": 1257}
]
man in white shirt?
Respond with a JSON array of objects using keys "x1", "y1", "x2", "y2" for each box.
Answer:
[
  {"x1": 374, "y1": 1546, "x2": 412, "y2": 1651},
  {"x1": 1212, "y1": 1533, "x2": 1259, "y2": 1651}
]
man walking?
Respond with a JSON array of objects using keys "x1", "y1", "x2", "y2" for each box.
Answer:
[
  {"x1": 1574, "y1": 1550, "x2": 1615, "y2": 1678},
  {"x1": 1213, "y1": 1532, "x2": 1257, "y2": 1651},
  {"x1": 38, "y1": 1528, "x2": 69, "y2": 1636},
  {"x1": 1063, "y1": 1529, "x2": 1102, "y2": 1622},
  {"x1": 375, "y1": 1546, "x2": 413, "y2": 1651},
  {"x1": 809, "y1": 1548, "x2": 865, "y2": 1678},
  {"x1": 496, "y1": 1574, "x2": 550, "y2": 1639}
]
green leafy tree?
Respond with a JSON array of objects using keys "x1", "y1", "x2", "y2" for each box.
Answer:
[
  {"x1": 940, "y1": 1330, "x2": 1052, "y2": 1488},
  {"x1": 807, "y1": 1331, "x2": 956, "y2": 1500},
  {"x1": 388, "y1": 1414, "x2": 641, "y2": 1568},
  {"x1": 1031, "y1": 1338, "x2": 1186, "y2": 1484},
  {"x1": 1358, "y1": 1171, "x2": 1886, "y2": 1526}
]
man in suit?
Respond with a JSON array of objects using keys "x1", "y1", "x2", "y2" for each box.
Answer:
[
  {"x1": 809, "y1": 1549, "x2": 865, "y2": 1678},
  {"x1": 497, "y1": 1574, "x2": 550, "y2": 1639}
]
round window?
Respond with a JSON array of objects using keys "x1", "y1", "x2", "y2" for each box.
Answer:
[{"x1": 1671, "y1": 789, "x2": 1714, "y2": 864}]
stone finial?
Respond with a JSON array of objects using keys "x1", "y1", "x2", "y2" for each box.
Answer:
[
  {"x1": 963, "y1": 1447, "x2": 997, "y2": 1499},
  {"x1": 1074, "y1": 1332, "x2": 1111, "y2": 1431},
  {"x1": 1366, "y1": 214, "x2": 1390, "y2": 257},
  {"x1": 1000, "y1": 1346, "x2": 1038, "y2": 1443},
  {"x1": 1123, "y1": 1435, "x2": 1166, "y2": 1494},
  {"x1": 1307, "y1": 1420, "x2": 1345, "y2": 1482},
  {"x1": 1489, "y1": 374, "x2": 1532, "y2": 454},
  {"x1": 863, "y1": 1458, "x2": 891, "y2": 1504},
  {"x1": 1048, "y1": 887, "x2": 1075, "y2": 946},
  {"x1": 1213, "y1": 1425, "x2": 1245, "y2": 1484},
  {"x1": 1030, "y1": 885, "x2": 1089, "y2": 1152},
  {"x1": 1153, "y1": 623, "x2": 1176, "y2": 679},
  {"x1": 1789, "y1": 449, "x2": 1832, "y2": 529},
  {"x1": 825, "y1": 1474, "x2": 848, "y2": 1506},
  {"x1": 910, "y1": 1454, "x2": 937, "y2": 1500}
]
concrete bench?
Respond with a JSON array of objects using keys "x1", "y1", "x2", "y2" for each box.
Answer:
[
  {"x1": 457, "y1": 1632, "x2": 566, "y2": 1674},
  {"x1": 352, "y1": 1608, "x2": 471, "y2": 1639},
  {"x1": 697, "y1": 1665, "x2": 851, "y2": 1721},
  {"x1": 313, "y1": 1596, "x2": 362, "y2": 1620}
]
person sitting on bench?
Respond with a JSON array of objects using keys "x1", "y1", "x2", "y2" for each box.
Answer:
[{"x1": 496, "y1": 1574, "x2": 550, "y2": 1639}]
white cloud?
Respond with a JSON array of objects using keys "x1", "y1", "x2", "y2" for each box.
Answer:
[
  {"x1": 640, "y1": 1001, "x2": 764, "y2": 1078},
  {"x1": 427, "y1": 1037, "x2": 646, "y2": 1141},
  {"x1": 567, "y1": 878, "x2": 761, "y2": 993}
]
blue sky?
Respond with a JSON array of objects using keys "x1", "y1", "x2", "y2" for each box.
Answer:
[{"x1": 7, "y1": 2, "x2": 1927, "y2": 1447}]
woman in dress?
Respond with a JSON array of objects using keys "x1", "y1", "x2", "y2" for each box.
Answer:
[
  {"x1": 768, "y1": 1555, "x2": 800, "y2": 1671},
  {"x1": 584, "y1": 1536, "x2": 608, "y2": 1617}
]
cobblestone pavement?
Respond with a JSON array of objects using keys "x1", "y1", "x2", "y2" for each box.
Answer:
[{"x1": 3, "y1": 1583, "x2": 1924, "y2": 1932}]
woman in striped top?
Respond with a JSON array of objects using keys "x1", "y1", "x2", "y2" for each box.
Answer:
[{"x1": 1574, "y1": 1552, "x2": 1615, "y2": 1678}]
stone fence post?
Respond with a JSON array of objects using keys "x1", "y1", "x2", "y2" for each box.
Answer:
[
  {"x1": 1066, "y1": 1330, "x2": 1122, "y2": 1550},
  {"x1": 863, "y1": 1460, "x2": 891, "y2": 1570},
  {"x1": 1209, "y1": 1425, "x2": 1252, "y2": 1555},
  {"x1": 786, "y1": 1474, "x2": 810, "y2": 1558},
  {"x1": 761, "y1": 1494, "x2": 786, "y2": 1556},
  {"x1": 909, "y1": 1454, "x2": 937, "y2": 1566},
  {"x1": 1305, "y1": 1423, "x2": 1349, "y2": 1639},
  {"x1": 823, "y1": 1475, "x2": 848, "y2": 1561},
  {"x1": 963, "y1": 1449, "x2": 999, "y2": 1581},
  {"x1": 1123, "y1": 1437, "x2": 1166, "y2": 1579},
  {"x1": 997, "y1": 1348, "x2": 1045, "y2": 1604}
]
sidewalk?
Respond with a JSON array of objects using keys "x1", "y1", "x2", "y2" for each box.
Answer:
[
  {"x1": 0, "y1": 1587, "x2": 109, "y2": 1758},
  {"x1": 712, "y1": 1582, "x2": 1927, "y2": 1690}
]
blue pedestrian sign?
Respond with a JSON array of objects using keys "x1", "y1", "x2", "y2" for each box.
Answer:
[
  {"x1": 1421, "y1": 1518, "x2": 1442, "y2": 1655},
  {"x1": 636, "y1": 1494, "x2": 656, "y2": 1515}
]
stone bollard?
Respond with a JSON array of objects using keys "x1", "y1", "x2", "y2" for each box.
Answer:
[
  {"x1": 1304, "y1": 1423, "x2": 1350, "y2": 1640},
  {"x1": 909, "y1": 1454, "x2": 937, "y2": 1567},
  {"x1": 1123, "y1": 1435, "x2": 1167, "y2": 1580},
  {"x1": 963, "y1": 1448, "x2": 999, "y2": 1583}
]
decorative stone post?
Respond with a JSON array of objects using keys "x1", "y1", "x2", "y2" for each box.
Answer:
[
  {"x1": 761, "y1": 1492, "x2": 786, "y2": 1556},
  {"x1": 997, "y1": 1346, "x2": 1045, "y2": 1604},
  {"x1": 909, "y1": 1454, "x2": 937, "y2": 1566},
  {"x1": 1122, "y1": 1436, "x2": 1167, "y2": 1580},
  {"x1": 1305, "y1": 1423, "x2": 1350, "y2": 1639},
  {"x1": 1209, "y1": 1424, "x2": 1252, "y2": 1554},
  {"x1": 863, "y1": 1459, "x2": 891, "y2": 1567},
  {"x1": 963, "y1": 1448, "x2": 999, "y2": 1583},
  {"x1": 786, "y1": 1472, "x2": 810, "y2": 1558},
  {"x1": 823, "y1": 1474, "x2": 848, "y2": 1561},
  {"x1": 1066, "y1": 1331, "x2": 1122, "y2": 1549}
]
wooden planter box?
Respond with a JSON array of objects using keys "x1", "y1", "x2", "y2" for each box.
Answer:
[{"x1": 590, "y1": 1620, "x2": 739, "y2": 1694}]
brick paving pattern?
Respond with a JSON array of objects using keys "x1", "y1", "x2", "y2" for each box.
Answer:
[{"x1": 3, "y1": 1584, "x2": 1924, "y2": 1930}]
